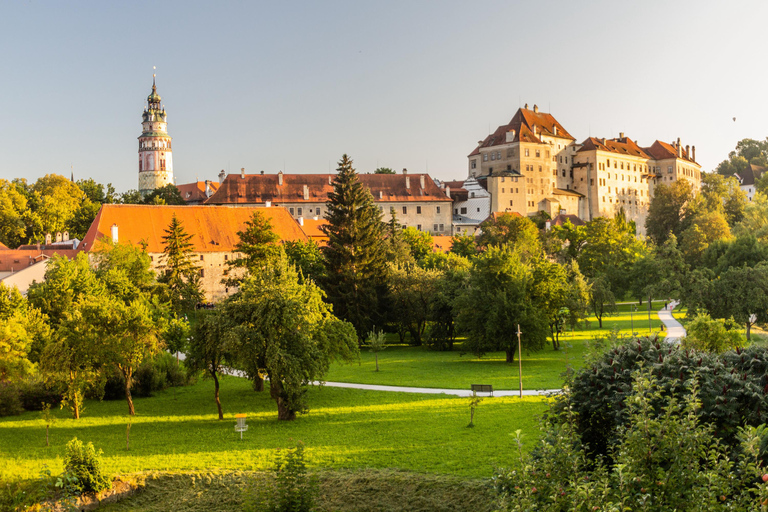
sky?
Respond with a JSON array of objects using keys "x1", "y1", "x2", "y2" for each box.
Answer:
[{"x1": 1, "y1": 1, "x2": 766, "y2": 194}]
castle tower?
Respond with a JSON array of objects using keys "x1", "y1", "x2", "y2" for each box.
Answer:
[{"x1": 138, "y1": 75, "x2": 174, "y2": 195}]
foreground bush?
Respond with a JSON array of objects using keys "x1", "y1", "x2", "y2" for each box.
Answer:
[
  {"x1": 495, "y1": 370, "x2": 768, "y2": 511},
  {"x1": 682, "y1": 313, "x2": 744, "y2": 353},
  {"x1": 557, "y1": 336, "x2": 768, "y2": 462},
  {"x1": 63, "y1": 437, "x2": 110, "y2": 494},
  {"x1": 243, "y1": 443, "x2": 318, "y2": 512}
]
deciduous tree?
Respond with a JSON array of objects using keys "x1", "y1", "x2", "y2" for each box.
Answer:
[{"x1": 186, "y1": 309, "x2": 233, "y2": 419}]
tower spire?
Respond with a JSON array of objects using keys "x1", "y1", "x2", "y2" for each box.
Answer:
[{"x1": 138, "y1": 71, "x2": 173, "y2": 196}]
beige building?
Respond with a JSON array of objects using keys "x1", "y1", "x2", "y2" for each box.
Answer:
[
  {"x1": 81, "y1": 204, "x2": 308, "y2": 302},
  {"x1": 467, "y1": 106, "x2": 702, "y2": 234},
  {"x1": 205, "y1": 170, "x2": 453, "y2": 235}
]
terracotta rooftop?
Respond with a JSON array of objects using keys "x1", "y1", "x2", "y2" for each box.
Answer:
[
  {"x1": 176, "y1": 181, "x2": 220, "y2": 203},
  {"x1": 81, "y1": 204, "x2": 307, "y2": 254},
  {"x1": 551, "y1": 214, "x2": 585, "y2": 227},
  {"x1": 469, "y1": 106, "x2": 574, "y2": 156},
  {"x1": 205, "y1": 172, "x2": 450, "y2": 205},
  {"x1": 642, "y1": 140, "x2": 696, "y2": 164},
  {"x1": 431, "y1": 235, "x2": 453, "y2": 253},
  {"x1": 298, "y1": 218, "x2": 329, "y2": 246},
  {"x1": 578, "y1": 136, "x2": 651, "y2": 159},
  {"x1": 0, "y1": 248, "x2": 79, "y2": 273}
]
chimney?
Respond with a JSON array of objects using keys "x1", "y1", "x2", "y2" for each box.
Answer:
[
  {"x1": 313, "y1": 215, "x2": 318, "y2": 221},
  {"x1": 260, "y1": 170, "x2": 264, "y2": 175},
  {"x1": 45, "y1": 233, "x2": 51, "y2": 245},
  {"x1": 545, "y1": 220, "x2": 551, "y2": 231},
  {"x1": 402, "y1": 168, "x2": 408, "y2": 175},
  {"x1": 298, "y1": 217, "x2": 304, "y2": 226},
  {"x1": 533, "y1": 104, "x2": 539, "y2": 113},
  {"x1": 55, "y1": 232, "x2": 62, "y2": 242},
  {"x1": 420, "y1": 175, "x2": 425, "y2": 189},
  {"x1": 524, "y1": 103, "x2": 528, "y2": 109},
  {"x1": 692, "y1": 146, "x2": 696, "y2": 162},
  {"x1": 219, "y1": 169, "x2": 226, "y2": 183},
  {"x1": 379, "y1": 190, "x2": 383, "y2": 200},
  {"x1": 619, "y1": 132, "x2": 624, "y2": 139},
  {"x1": 63, "y1": 231, "x2": 69, "y2": 241},
  {"x1": 328, "y1": 175, "x2": 332, "y2": 185},
  {"x1": 553, "y1": 126, "x2": 558, "y2": 136},
  {"x1": 686, "y1": 145, "x2": 690, "y2": 158},
  {"x1": 533, "y1": 125, "x2": 538, "y2": 137},
  {"x1": 265, "y1": 200, "x2": 271, "y2": 207},
  {"x1": 677, "y1": 139, "x2": 682, "y2": 158},
  {"x1": 405, "y1": 176, "x2": 410, "y2": 189},
  {"x1": 239, "y1": 168, "x2": 244, "y2": 179},
  {"x1": 445, "y1": 185, "x2": 451, "y2": 199},
  {"x1": 303, "y1": 184, "x2": 309, "y2": 200},
  {"x1": 278, "y1": 171, "x2": 283, "y2": 186},
  {"x1": 111, "y1": 224, "x2": 118, "y2": 244}
]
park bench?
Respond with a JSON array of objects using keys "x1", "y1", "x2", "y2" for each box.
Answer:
[{"x1": 471, "y1": 384, "x2": 494, "y2": 397}]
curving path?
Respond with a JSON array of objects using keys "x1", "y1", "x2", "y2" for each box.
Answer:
[{"x1": 658, "y1": 300, "x2": 686, "y2": 344}]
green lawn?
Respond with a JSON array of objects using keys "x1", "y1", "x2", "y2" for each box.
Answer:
[
  {"x1": 0, "y1": 376, "x2": 549, "y2": 486},
  {"x1": 326, "y1": 301, "x2": 669, "y2": 391}
]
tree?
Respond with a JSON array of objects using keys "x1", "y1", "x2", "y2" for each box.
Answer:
[
  {"x1": 716, "y1": 137, "x2": 768, "y2": 176},
  {"x1": 682, "y1": 313, "x2": 744, "y2": 353},
  {"x1": 400, "y1": 226, "x2": 433, "y2": 262},
  {"x1": 322, "y1": 154, "x2": 387, "y2": 338},
  {"x1": 382, "y1": 207, "x2": 414, "y2": 266},
  {"x1": 387, "y1": 263, "x2": 439, "y2": 345},
  {"x1": 547, "y1": 219, "x2": 586, "y2": 262},
  {"x1": 698, "y1": 173, "x2": 747, "y2": 226},
  {"x1": 734, "y1": 192, "x2": 768, "y2": 242},
  {"x1": 284, "y1": 239, "x2": 325, "y2": 282},
  {"x1": 425, "y1": 265, "x2": 468, "y2": 351},
  {"x1": 227, "y1": 210, "x2": 280, "y2": 280},
  {"x1": 226, "y1": 252, "x2": 358, "y2": 420},
  {"x1": 455, "y1": 245, "x2": 548, "y2": 362},
  {"x1": 159, "y1": 214, "x2": 203, "y2": 312},
  {"x1": 366, "y1": 329, "x2": 386, "y2": 372},
  {"x1": 710, "y1": 263, "x2": 768, "y2": 340},
  {"x1": 477, "y1": 213, "x2": 541, "y2": 256},
  {"x1": 704, "y1": 234, "x2": 768, "y2": 276},
  {"x1": 449, "y1": 234, "x2": 477, "y2": 258},
  {"x1": 119, "y1": 189, "x2": 143, "y2": 204},
  {"x1": 76, "y1": 178, "x2": 116, "y2": 205},
  {"x1": 28, "y1": 174, "x2": 85, "y2": 238},
  {"x1": 680, "y1": 211, "x2": 731, "y2": 266},
  {"x1": 529, "y1": 257, "x2": 570, "y2": 350},
  {"x1": 142, "y1": 184, "x2": 186, "y2": 205},
  {"x1": 645, "y1": 180, "x2": 694, "y2": 245},
  {"x1": 589, "y1": 275, "x2": 616, "y2": 328},
  {"x1": 186, "y1": 309, "x2": 233, "y2": 419},
  {"x1": 0, "y1": 283, "x2": 49, "y2": 382},
  {"x1": 373, "y1": 167, "x2": 395, "y2": 174},
  {"x1": 0, "y1": 179, "x2": 30, "y2": 248}
]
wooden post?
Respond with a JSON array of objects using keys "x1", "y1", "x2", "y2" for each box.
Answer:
[{"x1": 517, "y1": 324, "x2": 523, "y2": 398}]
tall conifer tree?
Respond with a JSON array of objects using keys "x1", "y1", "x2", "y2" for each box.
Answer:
[
  {"x1": 159, "y1": 214, "x2": 203, "y2": 312},
  {"x1": 322, "y1": 154, "x2": 387, "y2": 338}
]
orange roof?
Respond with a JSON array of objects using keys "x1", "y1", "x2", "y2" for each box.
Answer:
[
  {"x1": 469, "y1": 106, "x2": 574, "y2": 156},
  {"x1": 205, "y1": 172, "x2": 450, "y2": 205},
  {"x1": 431, "y1": 235, "x2": 453, "y2": 253},
  {"x1": 578, "y1": 136, "x2": 650, "y2": 158},
  {"x1": 81, "y1": 204, "x2": 307, "y2": 254},
  {"x1": 176, "y1": 181, "x2": 220, "y2": 203},
  {"x1": 0, "y1": 248, "x2": 79, "y2": 272},
  {"x1": 299, "y1": 218, "x2": 329, "y2": 246},
  {"x1": 643, "y1": 140, "x2": 696, "y2": 163},
  {"x1": 0, "y1": 242, "x2": 7, "y2": 250}
]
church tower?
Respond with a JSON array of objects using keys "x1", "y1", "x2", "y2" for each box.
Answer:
[{"x1": 138, "y1": 75, "x2": 174, "y2": 195}]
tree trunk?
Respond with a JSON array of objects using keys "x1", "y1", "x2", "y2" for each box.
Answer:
[
  {"x1": 270, "y1": 380, "x2": 296, "y2": 421},
  {"x1": 213, "y1": 370, "x2": 223, "y2": 420},
  {"x1": 597, "y1": 314, "x2": 603, "y2": 328},
  {"x1": 124, "y1": 370, "x2": 135, "y2": 416},
  {"x1": 252, "y1": 374, "x2": 264, "y2": 392},
  {"x1": 69, "y1": 371, "x2": 80, "y2": 420},
  {"x1": 506, "y1": 350, "x2": 515, "y2": 363},
  {"x1": 746, "y1": 322, "x2": 752, "y2": 341},
  {"x1": 46, "y1": 424, "x2": 49, "y2": 447},
  {"x1": 375, "y1": 353, "x2": 379, "y2": 372}
]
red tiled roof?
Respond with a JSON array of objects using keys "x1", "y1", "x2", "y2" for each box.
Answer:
[
  {"x1": 643, "y1": 140, "x2": 696, "y2": 163},
  {"x1": 469, "y1": 106, "x2": 574, "y2": 156},
  {"x1": 299, "y1": 218, "x2": 329, "y2": 246},
  {"x1": 431, "y1": 235, "x2": 453, "y2": 253},
  {"x1": 176, "y1": 181, "x2": 220, "y2": 203},
  {"x1": 551, "y1": 214, "x2": 585, "y2": 227},
  {"x1": 80, "y1": 204, "x2": 307, "y2": 254},
  {"x1": 205, "y1": 173, "x2": 450, "y2": 205},
  {"x1": 578, "y1": 136, "x2": 650, "y2": 158},
  {"x1": 0, "y1": 248, "x2": 79, "y2": 272}
]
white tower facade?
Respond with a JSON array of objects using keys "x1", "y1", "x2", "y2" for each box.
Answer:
[{"x1": 138, "y1": 76, "x2": 174, "y2": 195}]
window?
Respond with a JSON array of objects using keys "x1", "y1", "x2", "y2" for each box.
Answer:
[
  {"x1": 502, "y1": 188, "x2": 505, "y2": 193},
  {"x1": 507, "y1": 164, "x2": 512, "y2": 171},
  {"x1": 562, "y1": 170, "x2": 566, "y2": 177},
  {"x1": 509, "y1": 200, "x2": 514, "y2": 206},
  {"x1": 454, "y1": 208, "x2": 458, "y2": 215},
  {"x1": 491, "y1": 153, "x2": 495, "y2": 161},
  {"x1": 439, "y1": 224, "x2": 444, "y2": 232},
  {"x1": 525, "y1": 149, "x2": 530, "y2": 157},
  {"x1": 316, "y1": 208, "x2": 320, "y2": 215},
  {"x1": 433, "y1": 224, "x2": 438, "y2": 232},
  {"x1": 417, "y1": 224, "x2": 422, "y2": 231},
  {"x1": 590, "y1": 179, "x2": 594, "y2": 186},
  {"x1": 200, "y1": 255, "x2": 204, "y2": 261},
  {"x1": 614, "y1": 161, "x2": 617, "y2": 168},
  {"x1": 460, "y1": 207, "x2": 467, "y2": 214},
  {"x1": 483, "y1": 154, "x2": 488, "y2": 161},
  {"x1": 289, "y1": 207, "x2": 294, "y2": 215},
  {"x1": 224, "y1": 254, "x2": 228, "y2": 261},
  {"x1": 416, "y1": 206, "x2": 422, "y2": 214},
  {"x1": 297, "y1": 207, "x2": 303, "y2": 216},
  {"x1": 496, "y1": 151, "x2": 501, "y2": 159},
  {"x1": 668, "y1": 166, "x2": 673, "y2": 174},
  {"x1": 199, "y1": 269, "x2": 205, "y2": 277},
  {"x1": 436, "y1": 206, "x2": 441, "y2": 214},
  {"x1": 488, "y1": 167, "x2": 493, "y2": 172},
  {"x1": 477, "y1": 207, "x2": 480, "y2": 212},
  {"x1": 535, "y1": 150, "x2": 541, "y2": 158},
  {"x1": 538, "y1": 166, "x2": 542, "y2": 172},
  {"x1": 471, "y1": 160, "x2": 477, "y2": 169}
]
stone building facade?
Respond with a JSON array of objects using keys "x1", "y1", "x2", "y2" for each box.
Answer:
[{"x1": 205, "y1": 170, "x2": 453, "y2": 235}]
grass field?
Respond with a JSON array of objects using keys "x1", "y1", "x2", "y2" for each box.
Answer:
[
  {"x1": 326, "y1": 301, "x2": 669, "y2": 390},
  {"x1": 0, "y1": 376, "x2": 550, "y2": 487}
]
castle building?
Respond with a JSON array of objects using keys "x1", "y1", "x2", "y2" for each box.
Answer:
[
  {"x1": 466, "y1": 106, "x2": 702, "y2": 235},
  {"x1": 138, "y1": 76, "x2": 174, "y2": 196}
]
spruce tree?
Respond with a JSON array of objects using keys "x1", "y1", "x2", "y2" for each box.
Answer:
[
  {"x1": 225, "y1": 210, "x2": 280, "y2": 286},
  {"x1": 322, "y1": 154, "x2": 387, "y2": 338},
  {"x1": 159, "y1": 214, "x2": 203, "y2": 312}
]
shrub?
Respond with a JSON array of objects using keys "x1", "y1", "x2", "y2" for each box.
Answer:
[
  {"x1": 495, "y1": 370, "x2": 768, "y2": 511},
  {"x1": 63, "y1": 437, "x2": 110, "y2": 494},
  {"x1": 18, "y1": 376, "x2": 62, "y2": 411},
  {"x1": 683, "y1": 313, "x2": 744, "y2": 353},
  {"x1": 244, "y1": 442, "x2": 318, "y2": 512},
  {"x1": 0, "y1": 381, "x2": 23, "y2": 417},
  {"x1": 556, "y1": 336, "x2": 768, "y2": 463},
  {"x1": 102, "y1": 352, "x2": 191, "y2": 400}
]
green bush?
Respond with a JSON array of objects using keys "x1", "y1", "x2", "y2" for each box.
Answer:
[
  {"x1": 63, "y1": 438, "x2": 110, "y2": 494},
  {"x1": 0, "y1": 381, "x2": 23, "y2": 417},
  {"x1": 102, "y1": 352, "x2": 191, "y2": 400},
  {"x1": 683, "y1": 313, "x2": 744, "y2": 353},
  {"x1": 18, "y1": 376, "x2": 62, "y2": 411},
  {"x1": 556, "y1": 336, "x2": 768, "y2": 463},
  {"x1": 495, "y1": 370, "x2": 768, "y2": 511},
  {"x1": 244, "y1": 442, "x2": 318, "y2": 512}
]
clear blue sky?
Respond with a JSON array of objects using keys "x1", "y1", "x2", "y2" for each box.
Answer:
[{"x1": 0, "y1": 1, "x2": 765, "y2": 193}]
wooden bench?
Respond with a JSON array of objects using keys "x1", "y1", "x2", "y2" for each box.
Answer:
[{"x1": 471, "y1": 384, "x2": 494, "y2": 397}]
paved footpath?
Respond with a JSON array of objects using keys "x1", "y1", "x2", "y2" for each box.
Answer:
[{"x1": 658, "y1": 300, "x2": 686, "y2": 344}]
